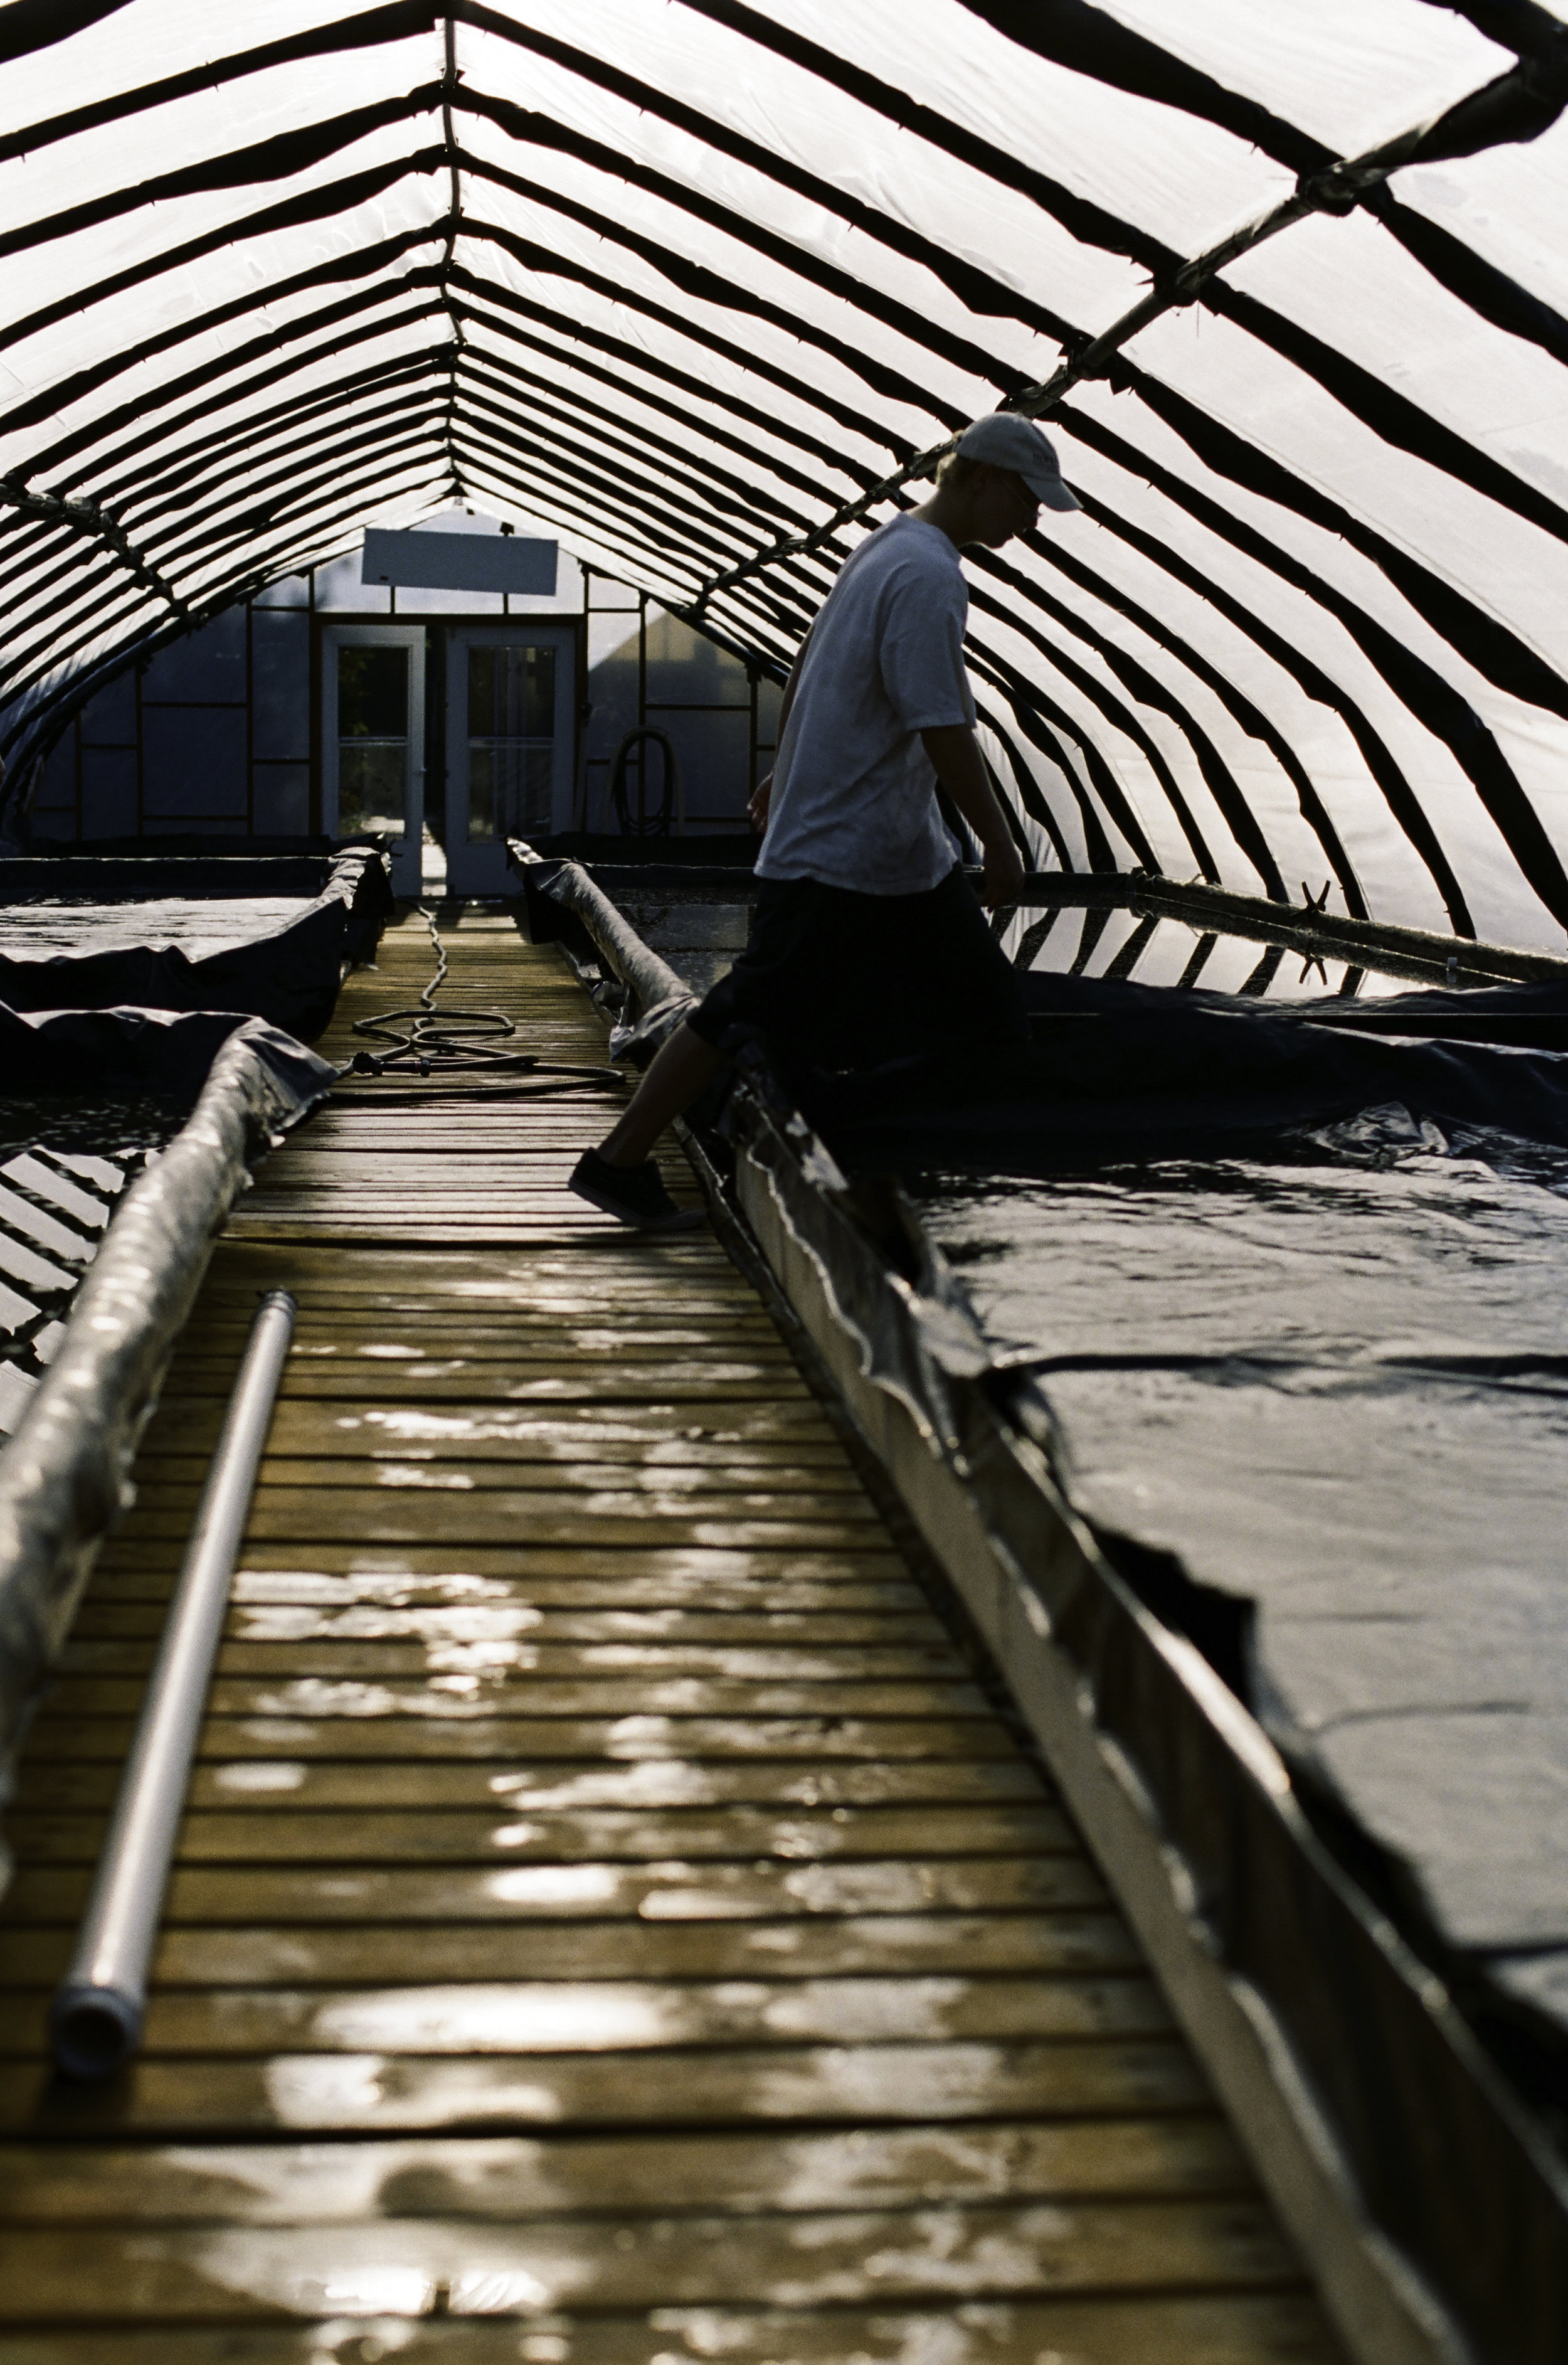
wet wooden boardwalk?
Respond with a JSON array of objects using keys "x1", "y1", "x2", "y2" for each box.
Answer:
[{"x1": 0, "y1": 908, "x2": 1340, "y2": 2361}]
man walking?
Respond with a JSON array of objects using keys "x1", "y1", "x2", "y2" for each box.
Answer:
[{"x1": 570, "y1": 413, "x2": 1080, "y2": 1230}]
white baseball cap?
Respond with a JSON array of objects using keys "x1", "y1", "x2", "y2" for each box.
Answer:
[{"x1": 956, "y1": 413, "x2": 1080, "y2": 511}]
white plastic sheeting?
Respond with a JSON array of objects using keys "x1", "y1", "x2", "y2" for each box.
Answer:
[{"x1": 3, "y1": 1, "x2": 1568, "y2": 945}]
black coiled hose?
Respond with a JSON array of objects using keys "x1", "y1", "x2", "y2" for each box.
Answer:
[{"x1": 342, "y1": 907, "x2": 623, "y2": 1097}]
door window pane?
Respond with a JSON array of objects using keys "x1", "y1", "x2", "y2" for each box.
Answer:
[
  {"x1": 467, "y1": 644, "x2": 555, "y2": 840},
  {"x1": 337, "y1": 644, "x2": 408, "y2": 833}
]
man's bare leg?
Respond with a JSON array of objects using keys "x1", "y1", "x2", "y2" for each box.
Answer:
[
  {"x1": 598, "y1": 1023, "x2": 724, "y2": 1167},
  {"x1": 568, "y1": 1024, "x2": 725, "y2": 1230}
]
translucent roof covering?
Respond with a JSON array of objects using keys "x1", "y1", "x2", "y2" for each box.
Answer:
[{"x1": 3, "y1": 0, "x2": 1568, "y2": 944}]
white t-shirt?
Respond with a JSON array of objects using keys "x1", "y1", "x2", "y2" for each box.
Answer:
[{"x1": 757, "y1": 514, "x2": 974, "y2": 896}]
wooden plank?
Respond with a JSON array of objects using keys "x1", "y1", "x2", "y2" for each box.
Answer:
[
  {"x1": 223, "y1": 1243, "x2": 719, "y2": 1258},
  {"x1": 216, "y1": 1296, "x2": 790, "y2": 1319},
  {"x1": 105, "y1": 1534, "x2": 899, "y2": 1568},
  {"x1": 0, "y1": 2195, "x2": 1301, "y2": 2315},
  {"x1": 6, "y1": 1801, "x2": 1072, "y2": 1868},
  {"x1": 68, "y1": 1602, "x2": 953, "y2": 1645},
  {"x1": 58, "y1": 1640, "x2": 963, "y2": 1683},
  {"x1": 135, "y1": 1444, "x2": 865, "y2": 1487},
  {"x1": 179, "y1": 1321, "x2": 792, "y2": 1353},
  {"x1": 19, "y1": 1756, "x2": 1040, "y2": 1814},
  {"x1": 247, "y1": 1162, "x2": 704, "y2": 1181},
  {"x1": 226, "y1": 1202, "x2": 697, "y2": 1216},
  {"x1": 232, "y1": 1236, "x2": 727, "y2": 1262},
  {"x1": 151, "y1": 1365, "x2": 815, "y2": 1403},
  {"x1": 227, "y1": 1208, "x2": 707, "y2": 1223},
  {"x1": 100, "y1": 1502, "x2": 886, "y2": 1549},
  {"x1": 89, "y1": 1545, "x2": 916, "y2": 1585},
  {"x1": 174, "y1": 1343, "x2": 808, "y2": 1381},
  {"x1": 110, "y1": 1499, "x2": 887, "y2": 1548},
  {"x1": 0, "y1": 2293, "x2": 1343, "y2": 2361},
  {"x1": 20, "y1": 1713, "x2": 1024, "y2": 1765},
  {"x1": 140, "y1": 1402, "x2": 844, "y2": 1446},
  {"x1": 124, "y1": 1469, "x2": 882, "y2": 1515},
  {"x1": 258, "y1": 1206, "x2": 715, "y2": 1231},
  {"x1": 0, "y1": 1911, "x2": 1140, "y2": 1990},
  {"x1": 188, "y1": 1295, "x2": 782, "y2": 1327},
  {"x1": 193, "y1": 1245, "x2": 758, "y2": 1286},
  {"x1": 2, "y1": 1852, "x2": 1113, "y2": 1926},
  {"x1": 0, "y1": 2115, "x2": 1245, "y2": 2219},
  {"x1": 224, "y1": 1217, "x2": 706, "y2": 1236},
  {"x1": 82, "y1": 1570, "x2": 924, "y2": 1611},
  {"x1": 46, "y1": 1676, "x2": 992, "y2": 1719},
  {"x1": 179, "y1": 1307, "x2": 781, "y2": 1341},
  {"x1": 204, "y1": 1234, "x2": 748, "y2": 1256},
  {"x1": 0, "y1": 1970, "x2": 1173, "y2": 2057},
  {"x1": 0, "y1": 2034, "x2": 1212, "y2": 2136},
  {"x1": 146, "y1": 1548, "x2": 904, "y2": 1590},
  {"x1": 239, "y1": 1158, "x2": 648, "y2": 1175}
]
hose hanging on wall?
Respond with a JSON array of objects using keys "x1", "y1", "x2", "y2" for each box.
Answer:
[{"x1": 609, "y1": 727, "x2": 681, "y2": 836}]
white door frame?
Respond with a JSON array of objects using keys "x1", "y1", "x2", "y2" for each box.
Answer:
[
  {"x1": 320, "y1": 622, "x2": 426, "y2": 896},
  {"x1": 444, "y1": 622, "x2": 576, "y2": 896}
]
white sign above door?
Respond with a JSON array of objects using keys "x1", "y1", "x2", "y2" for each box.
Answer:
[{"x1": 361, "y1": 530, "x2": 558, "y2": 596}]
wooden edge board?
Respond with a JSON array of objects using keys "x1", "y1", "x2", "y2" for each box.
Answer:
[{"x1": 677, "y1": 1119, "x2": 1469, "y2": 2365}]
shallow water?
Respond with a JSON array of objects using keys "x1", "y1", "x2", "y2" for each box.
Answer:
[
  {"x1": 0, "y1": 1093, "x2": 187, "y2": 1160},
  {"x1": 999, "y1": 900, "x2": 1417, "y2": 1002},
  {"x1": 913, "y1": 1104, "x2": 1568, "y2": 1979},
  {"x1": 0, "y1": 1095, "x2": 184, "y2": 1435},
  {"x1": 0, "y1": 896, "x2": 310, "y2": 960},
  {"x1": 616, "y1": 897, "x2": 749, "y2": 997}
]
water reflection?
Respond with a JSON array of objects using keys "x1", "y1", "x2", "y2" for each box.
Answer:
[{"x1": 913, "y1": 1104, "x2": 1568, "y2": 1981}]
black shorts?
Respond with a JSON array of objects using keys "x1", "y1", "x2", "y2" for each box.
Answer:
[{"x1": 688, "y1": 864, "x2": 1029, "y2": 1071}]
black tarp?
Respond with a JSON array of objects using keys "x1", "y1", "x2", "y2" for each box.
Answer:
[
  {"x1": 812, "y1": 967, "x2": 1568, "y2": 1163},
  {"x1": 0, "y1": 999, "x2": 338, "y2": 1101},
  {"x1": 0, "y1": 847, "x2": 391, "y2": 1039},
  {"x1": 788, "y1": 966, "x2": 1568, "y2": 2089}
]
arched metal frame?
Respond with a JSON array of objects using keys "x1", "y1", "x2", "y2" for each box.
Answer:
[{"x1": 3, "y1": 1, "x2": 1568, "y2": 946}]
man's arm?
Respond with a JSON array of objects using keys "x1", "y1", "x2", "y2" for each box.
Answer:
[
  {"x1": 921, "y1": 723, "x2": 1027, "y2": 908},
  {"x1": 746, "y1": 626, "x2": 813, "y2": 832}
]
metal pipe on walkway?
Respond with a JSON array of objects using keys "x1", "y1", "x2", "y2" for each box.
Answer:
[{"x1": 49, "y1": 1289, "x2": 297, "y2": 2081}]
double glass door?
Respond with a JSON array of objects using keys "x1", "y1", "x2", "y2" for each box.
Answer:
[{"x1": 320, "y1": 621, "x2": 573, "y2": 896}]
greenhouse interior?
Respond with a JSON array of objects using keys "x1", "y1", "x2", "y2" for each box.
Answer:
[{"x1": 3, "y1": 5, "x2": 1568, "y2": 2362}]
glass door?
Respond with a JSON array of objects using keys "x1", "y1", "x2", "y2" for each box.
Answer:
[
  {"x1": 321, "y1": 624, "x2": 425, "y2": 894},
  {"x1": 445, "y1": 625, "x2": 575, "y2": 895}
]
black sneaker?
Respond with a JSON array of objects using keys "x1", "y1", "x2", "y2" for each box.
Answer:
[{"x1": 569, "y1": 1148, "x2": 706, "y2": 1232}]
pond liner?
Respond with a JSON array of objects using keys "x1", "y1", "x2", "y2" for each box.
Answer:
[
  {"x1": 540, "y1": 847, "x2": 1568, "y2": 2365},
  {"x1": 16, "y1": 833, "x2": 361, "y2": 862},
  {"x1": 0, "y1": 849, "x2": 358, "y2": 898},
  {"x1": 0, "y1": 846, "x2": 392, "y2": 1038},
  {"x1": 527, "y1": 831, "x2": 759, "y2": 868},
  {"x1": 0, "y1": 1014, "x2": 336, "y2": 1888},
  {"x1": 0, "y1": 999, "x2": 328, "y2": 1100},
  {"x1": 1021, "y1": 962, "x2": 1568, "y2": 1050},
  {"x1": 792, "y1": 971, "x2": 1568, "y2": 1169}
]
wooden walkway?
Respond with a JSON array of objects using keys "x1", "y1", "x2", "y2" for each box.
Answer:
[{"x1": 0, "y1": 908, "x2": 1341, "y2": 2361}]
